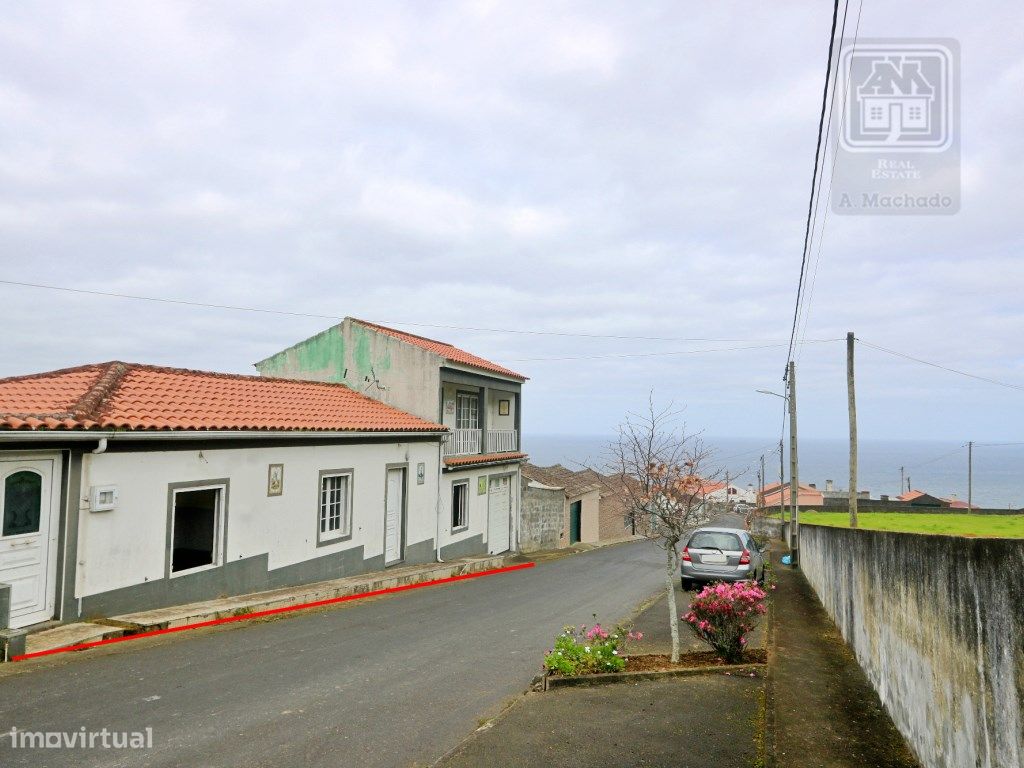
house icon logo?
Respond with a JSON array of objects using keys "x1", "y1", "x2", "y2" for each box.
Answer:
[{"x1": 842, "y1": 43, "x2": 953, "y2": 151}]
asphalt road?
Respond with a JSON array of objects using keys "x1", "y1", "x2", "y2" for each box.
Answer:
[{"x1": 0, "y1": 539, "x2": 669, "y2": 768}]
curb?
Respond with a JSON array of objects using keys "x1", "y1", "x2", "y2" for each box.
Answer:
[{"x1": 542, "y1": 661, "x2": 767, "y2": 690}]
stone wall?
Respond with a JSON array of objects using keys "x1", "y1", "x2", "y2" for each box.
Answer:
[
  {"x1": 520, "y1": 483, "x2": 565, "y2": 552},
  {"x1": 800, "y1": 524, "x2": 1024, "y2": 768}
]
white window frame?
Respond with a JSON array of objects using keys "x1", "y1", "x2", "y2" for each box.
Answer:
[
  {"x1": 168, "y1": 483, "x2": 227, "y2": 578},
  {"x1": 456, "y1": 392, "x2": 479, "y2": 430},
  {"x1": 451, "y1": 481, "x2": 468, "y2": 532},
  {"x1": 318, "y1": 470, "x2": 353, "y2": 545}
]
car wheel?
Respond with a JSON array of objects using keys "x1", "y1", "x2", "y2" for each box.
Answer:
[{"x1": 681, "y1": 577, "x2": 693, "y2": 591}]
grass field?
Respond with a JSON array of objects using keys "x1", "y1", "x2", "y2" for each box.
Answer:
[{"x1": 798, "y1": 511, "x2": 1024, "y2": 538}]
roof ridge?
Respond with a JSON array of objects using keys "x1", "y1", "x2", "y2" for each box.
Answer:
[
  {"x1": 0, "y1": 361, "x2": 108, "y2": 386},
  {"x1": 71, "y1": 361, "x2": 130, "y2": 421},
  {"x1": 349, "y1": 317, "x2": 454, "y2": 349}
]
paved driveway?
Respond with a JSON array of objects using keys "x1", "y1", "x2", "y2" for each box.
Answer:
[{"x1": 0, "y1": 539, "x2": 666, "y2": 768}]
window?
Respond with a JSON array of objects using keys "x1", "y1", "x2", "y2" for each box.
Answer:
[
  {"x1": 170, "y1": 485, "x2": 224, "y2": 574},
  {"x1": 452, "y1": 482, "x2": 468, "y2": 531},
  {"x1": 687, "y1": 531, "x2": 743, "y2": 552},
  {"x1": 3, "y1": 470, "x2": 42, "y2": 536},
  {"x1": 456, "y1": 392, "x2": 479, "y2": 430},
  {"x1": 319, "y1": 472, "x2": 352, "y2": 542}
]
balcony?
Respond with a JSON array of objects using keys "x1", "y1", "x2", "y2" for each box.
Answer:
[{"x1": 443, "y1": 428, "x2": 519, "y2": 457}]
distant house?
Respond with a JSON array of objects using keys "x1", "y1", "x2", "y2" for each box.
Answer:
[
  {"x1": 896, "y1": 490, "x2": 950, "y2": 508},
  {"x1": 0, "y1": 362, "x2": 446, "y2": 632},
  {"x1": 703, "y1": 481, "x2": 757, "y2": 507},
  {"x1": 759, "y1": 482, "x2": 824, "y2": 509},
  {"x1": 520, "y1": 463, "x2": 634, "y2": 551},
  {"x1": 256, "y1": 317, "x2": 527, "y2": 560}
]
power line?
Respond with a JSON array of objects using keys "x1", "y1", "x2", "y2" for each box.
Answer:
[
  {"x1": 796, "y1": 0, "x2": 864, "y2": 361},
  {"x1": 504, "y1": 338, "x2": 842, "y2": 363},
  {"x1": 858, "y1": 339, "x2": 1024, "y2": 393},
  {"x1": 0, "y1": 278, "x2": 825, "y2": 345},
  {"x1": 906, "y1": 444, "x2": 966, "y2": 470},
  {"x1": 785, "y1": 0, "x2": 843, "y2": 371}
]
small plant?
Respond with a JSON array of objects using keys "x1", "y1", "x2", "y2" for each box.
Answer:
[
  {"x1": 543, "y1": 619, "x2": 644, "y2": 676},
  {"x1": 683, "y1": 581, "x2": 767, "y2": 663}
]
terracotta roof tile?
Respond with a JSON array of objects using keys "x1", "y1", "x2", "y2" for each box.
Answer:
[
  {"x1": 0, "y1": 362, "x2": 445, "y2": 433},
  {"x1": 353, "y1": 319, "x2": 526, "y2": 381},
  {"x1": 444, "y1": 451, "x2": 527, "y2": 467}
]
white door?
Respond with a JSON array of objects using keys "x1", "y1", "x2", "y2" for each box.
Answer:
[
  {"x1": 384, "y1": 468, "x2": 405, "y2": 565},
  {"x1": 0, "y1": 457, "x2": 60, "y2": 629},
  {"x1": 487, "y1": 476, "x2": 511, "y2": 555}
]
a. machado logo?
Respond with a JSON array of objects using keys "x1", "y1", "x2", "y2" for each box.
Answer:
[{"x1": 832, "y1": 39, "x2": 960, "y2": 215}]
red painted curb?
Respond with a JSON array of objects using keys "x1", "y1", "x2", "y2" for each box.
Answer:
[{"x1": 12, "y1": 561, "x2": 535, "y2": 662}]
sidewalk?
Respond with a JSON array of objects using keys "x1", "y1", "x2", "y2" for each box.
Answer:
[
  {"x1": 439, "y1": 673, "x2": 763, "y2": 768},
  {"x1": 9, "y1": 553, "x2": 514, "y2": 661},
  {"x1": 770, "y1": 558, "x2": 920, "y2": 767}
]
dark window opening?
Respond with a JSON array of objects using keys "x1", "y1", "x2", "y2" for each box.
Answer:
[
  {"x1": 3, "y1": 471, "x2": 42, "y2": 537},
  {"x1": 452, "y1": 483, "x2": 467, "y2": 530},
  {"x1": 172, "y1": 487, "x2": 220, "y2": 573}
]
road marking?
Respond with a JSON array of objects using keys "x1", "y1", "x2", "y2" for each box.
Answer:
[{"x1": 11, "y1": 562, "x2": 536, "y2": 663}]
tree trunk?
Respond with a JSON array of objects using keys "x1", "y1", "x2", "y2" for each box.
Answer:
[{"x1": 666, "y1": 546, "x2": 680, "y2": 663}]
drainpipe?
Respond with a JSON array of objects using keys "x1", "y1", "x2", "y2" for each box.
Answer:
[
  {"x1": 435, "y1": 435, "x2": 447, "y2": 562},
  {"x1": 91, "y1": 438, "x2": 108, "y2": 455}
]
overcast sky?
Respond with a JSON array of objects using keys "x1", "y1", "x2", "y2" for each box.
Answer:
[{"x1": 1, "y1": 1, "x2": 1021, "y2": 442}]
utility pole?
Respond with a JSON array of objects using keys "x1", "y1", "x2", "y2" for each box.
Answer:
[
  {"x1": 778, "y1": 439, "x2": 784, "y2": 517},
  {"x1": 760, "y1": 454, "x2": 766, "y2": 511},
  {"x1": 900, "y1": 466, "x2": 905, "y2": 496},
  {"x1": 847, "y1": 332, "x2": 858, "y2": 528},
  {"x1": 968, "y1": 440, "x2": 973, "y2": 513},
  {"x1": 788, "y1": 360, "x2": 800, "y2": 566}
]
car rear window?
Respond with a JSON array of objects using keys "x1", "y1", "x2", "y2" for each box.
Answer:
[{"x1": 687, "y1": 532, "x2": 743, "y2": 551}]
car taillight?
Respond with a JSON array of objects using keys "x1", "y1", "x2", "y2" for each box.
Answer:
[
  {"x1": 681, "y1": 547, "x2": 692, "y2": 562},
  {"x1": 739, "y1": 549, "x2": 751, "y2": 565}
]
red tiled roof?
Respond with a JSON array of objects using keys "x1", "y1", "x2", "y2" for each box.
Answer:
[
  {"x1": 897, "y1": 490, "x2": 926, "y2": 501},
  {"x1": 444, "y1": 451, "x2": 527, "y2": 468},
  {"x1": 0, "y1": 362, "x2": 445, "y2": 433},
  {"x1": 353, "y1": 319, "x2": 527, "y2": 381}
]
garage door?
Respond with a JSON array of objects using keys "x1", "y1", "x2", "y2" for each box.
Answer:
[{"x1": 487, "y1": 476, "x2": 511, "y2": 555}]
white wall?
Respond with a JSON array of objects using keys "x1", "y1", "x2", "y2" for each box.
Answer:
[
  {"x1": 438, "y1": 465, "x2": 520, "y2": 552},
  {"x1": 77, "y1": 440, "x2": 440, "y2": 598}
]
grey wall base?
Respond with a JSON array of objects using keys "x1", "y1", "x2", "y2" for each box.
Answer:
[
  {"x1": 78, "y1": 538, "x2": 438, "y2": 619},
  {"x1": 0, "y1": 582, "x2": 11, "y2": 630},
  {"x1": 520, "y1": 484, "x2": 565, "y2": 552},
  {"x1": 0, "y1": 628, "x2": 27, "y2": 661},
  {"x1": 439, "y1": 534, "x2": 485, "y2": 560}
]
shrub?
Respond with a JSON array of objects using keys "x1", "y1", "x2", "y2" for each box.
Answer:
[
  {"x1": 683, "y1": 581, "x2": 767, "y2": 663},
  {"x1": 543, "y1": 621, "x2": 644, "y2": 676}
]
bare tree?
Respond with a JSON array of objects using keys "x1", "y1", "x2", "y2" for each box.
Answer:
[{"x1": 603, "y1": 398, "x2": 719, "y2": 663}]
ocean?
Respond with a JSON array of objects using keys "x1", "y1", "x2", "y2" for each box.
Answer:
[{"x1": 523, "y1": 435, "x2": 1024, "y2": 510}]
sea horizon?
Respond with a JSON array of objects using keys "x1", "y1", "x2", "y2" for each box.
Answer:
[{"x1": 523, "y1": 433, "x2": 1024, "y2": 510}]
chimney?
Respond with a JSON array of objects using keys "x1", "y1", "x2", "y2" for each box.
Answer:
[
  {"x1": 825, "y1": 479, "x2": 834, "y2": 492},
  {"x1": 808, "y1": 483, "x2": 817, "y2": 489},
  {"x1": 881, "y1": 494, "x2": 889, "y2": 502}
]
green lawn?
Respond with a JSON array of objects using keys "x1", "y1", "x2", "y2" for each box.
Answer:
[{"x1": 798, "y1": 511, "x2": 1024, "y2": 538}]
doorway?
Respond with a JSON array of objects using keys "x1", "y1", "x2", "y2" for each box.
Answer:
[{"x1": 569, "y1": 500, "x2": 582, "y2": 544}]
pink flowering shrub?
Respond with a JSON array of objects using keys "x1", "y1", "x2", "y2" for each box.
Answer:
[
  {"x1": 683, "y1": 581, "x2": 767, "y2": 663},
  {"x1": 544, "y1": 620, "x2": 644, "y2": 676}
]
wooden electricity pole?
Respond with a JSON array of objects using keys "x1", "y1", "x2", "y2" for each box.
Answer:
[
  {"x1": 968, "y1": 440, "x2": 973, "y2": 513},
  {"x1": 847, "y1": 332, "x2": 858, "y2": 528},
  {"x1": 788, "y1": 361, "x2": 800, "y2": 565}
]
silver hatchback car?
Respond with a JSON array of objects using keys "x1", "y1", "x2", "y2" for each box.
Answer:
[{"x1": 680, "y1": 527, "x2": 766, "y2": 590}]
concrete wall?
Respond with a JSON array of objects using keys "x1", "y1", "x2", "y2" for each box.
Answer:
[
  {"x1": 520, "y1": 482, "x2": 565, "y2": 552},
  {"x1": 579, "y1": 488, "x2": 602, "y2": 543},
  {"x1": 256, "y1": 320, "x2": 442, "y2": 423},
  {"x1": 800, "y1": 524, "x2": 1024, "y2": 768},
  {"x1": 438, "y1": 467, "x2": 490, "y2": 558},
  {"x1": 77, "y1": 440, "x2": 440, "y2": 606}
]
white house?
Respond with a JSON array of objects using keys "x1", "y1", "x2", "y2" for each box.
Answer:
[
  {"x1": 0, "y1": 361, "x2": 448, "y2": 632},
  {"x1": 255, "y1": 318, "x2": 528, "y2": 562}
]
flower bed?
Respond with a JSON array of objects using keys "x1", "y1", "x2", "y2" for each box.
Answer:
[
  {"x1": 543, "y1": 621, "x2": 643, "y2": 676},
  {"x1": 683, "y1": 581, "x2": 767, "y2": 663}
]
